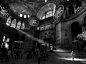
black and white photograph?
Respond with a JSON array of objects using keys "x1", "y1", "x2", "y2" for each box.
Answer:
[{"x1": 0, "y1": 0, "x2": 86, "y2": 64}]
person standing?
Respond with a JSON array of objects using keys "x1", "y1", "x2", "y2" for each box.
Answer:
[
  {"x1": 7, "y1": 50, "x2": 11, "y2": 61},
  {"x1": 14, "y1": 49, "x2": 19, "y2": 60},
  {"x1": 71, "y1": 49, "x2": 75, "y2": 61},
  {"x1": 0, "y1": 49, "x2": 3, "y2": 63}
]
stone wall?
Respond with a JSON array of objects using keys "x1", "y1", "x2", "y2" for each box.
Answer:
[{"x1": 56, "y1": 10, "x2": 86, "y2": 47}]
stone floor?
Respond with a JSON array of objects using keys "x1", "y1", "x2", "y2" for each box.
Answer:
[{"x1": 1, "y1": 49, "x2": 85, "y2": 64}]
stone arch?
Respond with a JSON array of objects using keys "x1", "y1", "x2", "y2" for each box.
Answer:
[{"x1": 71, "y1": 22, "x2": 82, "y2": 38}]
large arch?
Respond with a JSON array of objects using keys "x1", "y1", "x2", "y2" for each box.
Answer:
[
  {"x1": 71, "y1": 22, "x2": 82, "y2": 38},
  {"x1": 83, "y1": 15, "x2": 86, "y2": 27}
]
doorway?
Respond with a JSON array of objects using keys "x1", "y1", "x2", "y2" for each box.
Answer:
[
  {"x1": 43, "y1": 37, "x2": 53, "y2": 49},
  {"x1": 71, "y1": 22, "x2": 82, "y2": 38}
]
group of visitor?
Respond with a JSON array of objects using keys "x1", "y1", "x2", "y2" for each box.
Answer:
[{"x1": 0, "y1": 46, "x2": 11, "y2": 63}]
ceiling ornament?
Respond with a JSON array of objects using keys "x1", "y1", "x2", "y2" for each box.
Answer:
[{"x1": 36, "y1": 3, "x2": 56, "y2": 20}]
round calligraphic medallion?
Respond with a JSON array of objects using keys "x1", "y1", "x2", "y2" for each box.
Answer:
[
  {"x1": 28, "y1": 17, "x2": 39, "y2": 27},
  {"x1": 54, "y1": 5, "x2": 64, "y2": 20}
]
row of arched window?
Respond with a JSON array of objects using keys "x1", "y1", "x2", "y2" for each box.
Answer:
[{"x1": 6, "y1": 16, "x2": 25, "y2": 30}]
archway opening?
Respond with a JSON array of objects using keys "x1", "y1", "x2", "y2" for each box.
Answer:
[
  {"x1": 83, "y1": 15, "x2": 86, "y2": 27},
  {"x1": 71, "y1": 22, "x2": 82, "y2": 38},
  {"x1": 12, "y1": 33, "x2": 19, "y2": 41},
  {"x1": 12, "y1": 33, "x2": 20, "y2": 48}
]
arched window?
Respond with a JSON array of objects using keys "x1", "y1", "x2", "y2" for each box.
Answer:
[
  {"x1": 24, "y1": 15, "x2": 27, "y2": 18},
  {"x1": 3, "y1": 36, "x2": 5, "y2": 42},
  {"x1": 16, "y1": 21, "x2": 21, "y2": 29},
  {"x1": 41, "y1": 10, "x2": 53, "y2": 20},
  {"x1": 6, "y1": 16, "x2": 11, "y2": 26},
  {"x1": 19, "y1": 14, "x2": 23, "y2": 17},
  {"x1": 11, "y1": 19, "x2": 16, "y2": 28},
  {"x1": 21, "y1": 23, "x2": 25, "y2": 30}
]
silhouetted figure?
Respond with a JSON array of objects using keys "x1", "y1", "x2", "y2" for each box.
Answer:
[
  {"x1": 37, "y1": 49, "x2": 40, "y2": 64},
  {"x1": 1, "y1": 46, "x2": 8, "y2": 62},
  {"x1": 26, "y1": 51, "x2": 31, "y2": 59},
  {"x1": 71, "y1": 49, "x2": 75, "y2": 61},
  {"x1": 14, "y1": 49, "x2": 19, "y2": 60},
  {"x1": 0, "y1": 49, "x2": 3, "y2": 63},
  {"x1": 6, "y1": 50, "x2": 11, "y2": 61},
  {"x1": 20, "y1": 49, "x2": 24, "y2": 59}
]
